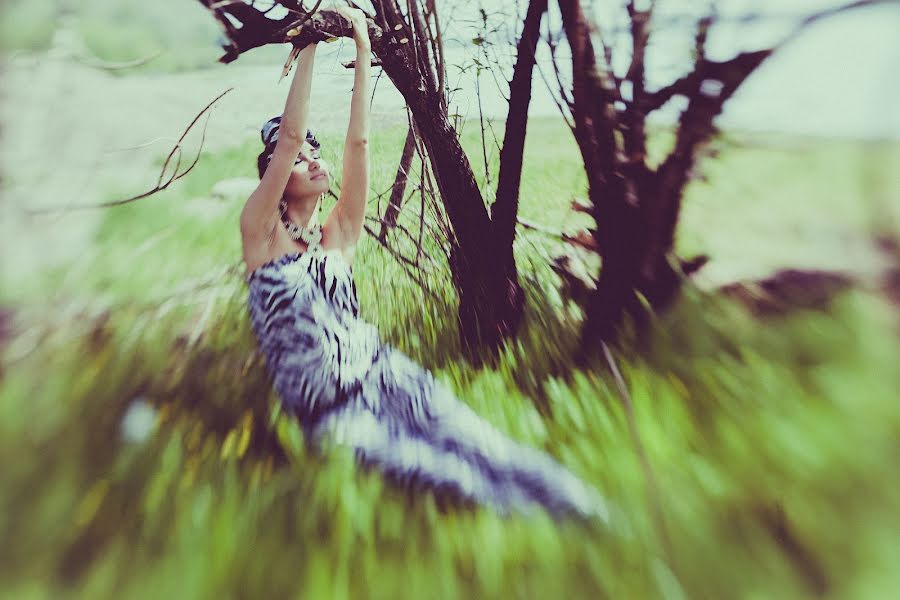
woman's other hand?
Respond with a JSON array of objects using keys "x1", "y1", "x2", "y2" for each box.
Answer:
[{"x1": 335, "y1": 5, "x2": 370, "y2": 50}]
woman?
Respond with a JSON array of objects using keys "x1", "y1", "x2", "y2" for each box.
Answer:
[{"x1": 241, "y1": 6, "x2": 605, "y2": 519}]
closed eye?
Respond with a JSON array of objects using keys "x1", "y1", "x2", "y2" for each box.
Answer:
[{"x1": 295, "y1": 152, "x2": 321, "y2": 164}]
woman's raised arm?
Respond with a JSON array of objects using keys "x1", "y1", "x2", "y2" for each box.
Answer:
[
  {"x1": 328, "y1": 7, "x2": 371, "y2": 249},
  {"x1": 240, "y1": 44, "x2": 318, "y2": 244}
]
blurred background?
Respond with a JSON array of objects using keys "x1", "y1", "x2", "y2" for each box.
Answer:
[{"x1": 1, "y1": 0, "x2": 898, "y2": 598}]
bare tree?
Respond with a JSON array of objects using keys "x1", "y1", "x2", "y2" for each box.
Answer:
[
  {"x1": 197, "y1": 0, "x2": 549, "y2": 354},
  {"x1": 553, "y1": 0, "x2": 887, "y2": 357}
]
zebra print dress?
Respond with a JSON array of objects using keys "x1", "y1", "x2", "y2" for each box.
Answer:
[{"x1": 246, "y1": 243, "x2": 607, "y2": 519}]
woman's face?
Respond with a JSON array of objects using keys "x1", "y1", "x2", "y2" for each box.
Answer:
[{"x1": 286, "y1": 140, "x2": 329, "y2": 198}]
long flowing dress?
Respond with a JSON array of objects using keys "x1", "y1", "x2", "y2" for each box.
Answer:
[{"x1": 246, "y1": 241, "x2": 607, "y2": 519}]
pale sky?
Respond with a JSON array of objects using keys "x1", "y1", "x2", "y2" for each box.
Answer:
[
  {"x1": 237, "y1": 1, "x2": 900, "y2": 137},
  {"x1": 335, "y1": 0, "x2": 900, "y2": 139}
]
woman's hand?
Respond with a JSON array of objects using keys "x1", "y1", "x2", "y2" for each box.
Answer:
[{"x1": 335, "y1": 5, "x2": 370, "y2": 50}]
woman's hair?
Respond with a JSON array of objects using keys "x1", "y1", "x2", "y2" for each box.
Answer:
[{"x1": 257, "y1": 115, "x2": 321, "y2": 179}]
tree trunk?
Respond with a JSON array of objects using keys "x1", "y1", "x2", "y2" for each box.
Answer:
[
  {"x1": 558, "y1": 0, "x2": 682, "y2": 355},
  {"x1": 411, "y1": 98, "x2": 519, "y2": 348},
  {"x1": 379, "y1": 126, "x2": 416, "y2": 242},
  {"x1": 374, "y1": 34, "x2": 525, "y2": 351},
  {"x1": 577, "y1": 191, "x2": 683, "y2": 357},
  {"x1": 490, "y1": 0, "x2": 549, "y2": 339}
]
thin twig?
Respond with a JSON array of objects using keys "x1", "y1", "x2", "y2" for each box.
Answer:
[
  {"x1": 26, "y1": 88, "x2": 233, "y2": 214},
  {"x1": 76, "y1": 50, "x2": 164, "y2": 71},
  {"x1": 362, "y1": 223, "x2": 445, "y2": 304},
  {"x1": 516, "y1": 217, "x2": 564, "y2": 237},
  {"x1": 475, "y1": 68, "x2": 491, "y2": 190}
]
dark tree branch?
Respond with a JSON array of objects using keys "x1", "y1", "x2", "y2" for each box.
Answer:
[
  {"x1": 544, "y1": 25, "x2": 575, "y2": 112},
  {"x1": 416, "y1": 155, "x2": 427, "y2": 263},
  {"x1": 693, "y1": 8, "x2": 714, "y2": 62},
  {"x1": 648, "y1": 49, "x2": 771, "y2": 265},
  {"x1": 644, "y1": 0, "x2": 886, "y2": 113},
  {"x1": 474, "y1": 70, "x2": 492, "y2": 190},
  {"x1": 535, "y1": 24, "x2": 575, "y2": 132},
  {"x1": 643, "y1": 49, "x2": 769, "y2": 113},
  {"x1": 621, "y1": 0, "x2": 654, "y2": 164},
  {"x1": 557, "y1": 0, "x2": 619, "y2": 197},
  {"x1": 492, "y1": 0, "x2": 548, "y2": 255},
  {"x1": 424, "y1": 0, "x2": 447, "y2": 110},
  {"x1": 624, "y1": 1, "x2": 652, "y2": 88},
  {"x1": 407, "y1": 0, "x2": 438, "y2": 96},
  {"x1": 380, "y1": 126, "x2": 417, "y2": 242},
  {"x1": 197, "y1": 1, "x2": 382, "y2": 62},
  {"x1": 373, "y1": 0, "x2": 422, "y2": 85}
]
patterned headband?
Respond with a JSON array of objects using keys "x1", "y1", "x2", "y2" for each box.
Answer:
[{"x1": 261, "y1": 116, "x2": 320, "y2": 149}]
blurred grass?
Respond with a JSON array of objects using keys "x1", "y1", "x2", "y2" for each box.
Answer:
[{"x1": 2, "y1": 104, "x2": 900, "y2": 600}]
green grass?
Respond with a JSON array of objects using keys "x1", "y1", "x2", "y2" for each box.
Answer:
[{"x1": 2, "y1": 116, "x2": 899, "y2": 598}]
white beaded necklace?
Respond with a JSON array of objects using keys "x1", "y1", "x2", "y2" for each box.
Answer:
[{"x1": 280, "y1": 198, "x2": 323, "y2": 249}]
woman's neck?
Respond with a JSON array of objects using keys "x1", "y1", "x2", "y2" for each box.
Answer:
[{"x1": 283, "y1": 196, "x2": 318, "y2": 227}]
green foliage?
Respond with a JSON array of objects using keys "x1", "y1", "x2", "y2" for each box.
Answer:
[
  {"x1": 0, "y1": 0, "x2": 57, "y2": 52},
  {"x1": 2, "y1": 118, "x2": 899, "y2": 598}
]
